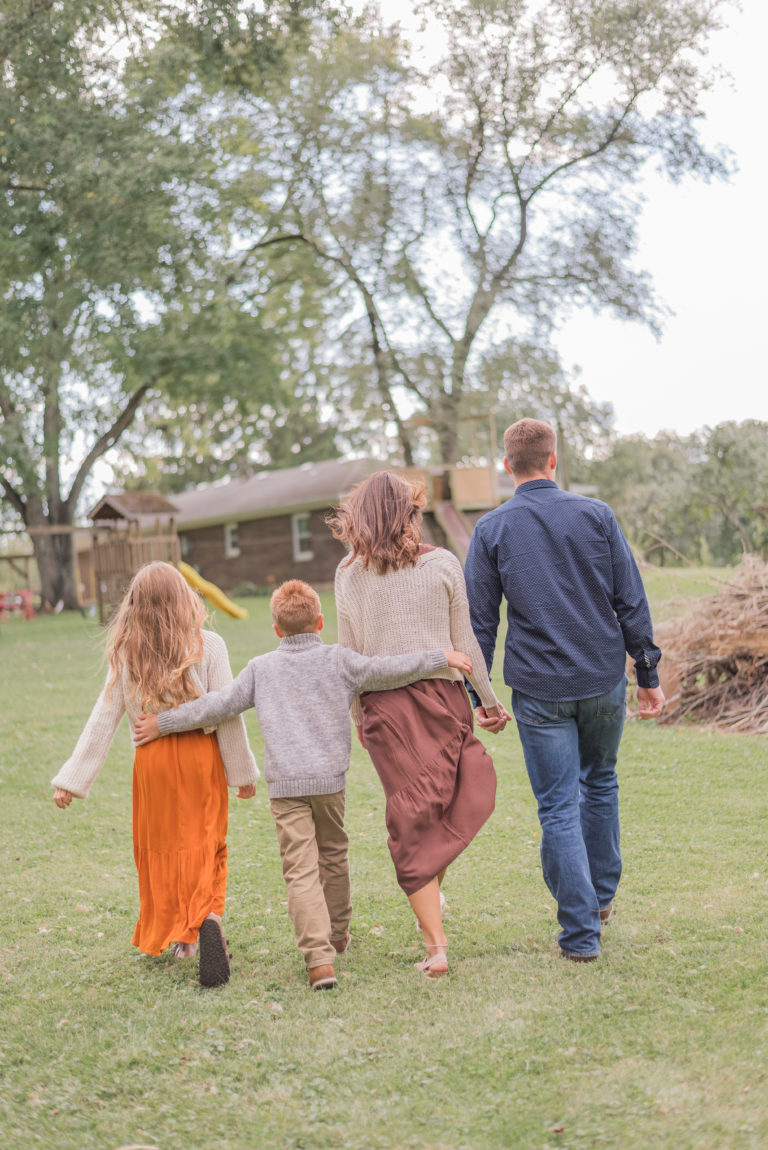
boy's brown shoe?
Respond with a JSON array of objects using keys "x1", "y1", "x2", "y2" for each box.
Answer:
[
  {"x1": 331, "y1": 932, "x2": 351, "y2": 955},
  {"x1": 309, "y1": 964, "x2": 337, "y2": 990}
]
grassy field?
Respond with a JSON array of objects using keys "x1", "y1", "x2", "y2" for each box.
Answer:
[{"x1": 1, "y1": 569, "x2": 767, "y2": 1150}]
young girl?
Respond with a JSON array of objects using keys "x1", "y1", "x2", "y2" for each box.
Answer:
[{"x1": 52, "y1": 562, "x2": 259, "y2": 987}]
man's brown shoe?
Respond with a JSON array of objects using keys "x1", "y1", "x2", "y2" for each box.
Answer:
[
  {"x1": 561, "y1": 950, "x2": 599, "y2": 963},
  {"x1": 599, "y1": 903, "x2": 615, "y2": 924},
  {"x1": 309, "y1": 964, "x2": 338, "y2": 990}
]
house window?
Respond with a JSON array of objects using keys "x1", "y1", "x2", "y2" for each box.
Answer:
[
  {"x1": 224, "y1": 522, "x2": 240, "y2": 558},
  {"x1": 291, "y1": 512, "x2": 313, "y2": 561}
]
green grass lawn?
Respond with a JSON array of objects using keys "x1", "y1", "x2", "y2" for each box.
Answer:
[{"x1": 1, "y1": 575, "x2": 767, "y2": 1150}]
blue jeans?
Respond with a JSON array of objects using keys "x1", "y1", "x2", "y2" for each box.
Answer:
[{"x1": 512, "y1": 678, "x2": 626, "y2": 957}]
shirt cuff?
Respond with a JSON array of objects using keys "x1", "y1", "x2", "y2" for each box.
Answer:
[
  {"x1": 635, "y1": 664, "x2": 660, "y2": 689},
  {"x1": 156, "y1": 710, "x2": 179, "y2": 734}
]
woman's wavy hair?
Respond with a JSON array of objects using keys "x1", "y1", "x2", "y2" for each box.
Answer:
[
  {"x1": 327, "y1": 470, "x2": 426, "y2": 575},
  {"x1": 105, "y1": 562, "x2": 207, "y2": 711}
]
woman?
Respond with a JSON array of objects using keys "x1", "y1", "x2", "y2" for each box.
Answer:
[{"x1": 330, "y1": 471, "x2": 507, "y2": 977}]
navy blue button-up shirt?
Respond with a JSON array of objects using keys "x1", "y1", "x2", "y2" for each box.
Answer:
[{"x1": 464, "y1": 479, "x2": 661, "y2": 703}]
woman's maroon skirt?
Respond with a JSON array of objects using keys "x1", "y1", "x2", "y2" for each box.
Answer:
[{"x1": 360, "y1": 678, "x2": 497, "y2": 895}]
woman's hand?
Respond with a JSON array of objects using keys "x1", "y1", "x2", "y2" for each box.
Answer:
[
  {"x1": 54, "y1": 788, "x2": 73, "y2": 809},
  {"x1": 236, "y1": 783, "x2": 257, "y2": 800},
  {"x1": 134, "y1": 713, "x2": 160, "y2": 745},
  {"x1": 475, "y1": 704, "x2": 511, "y2": 734},
  {"x1": 445, "y1": 650, "x2": 473, "y2": 676}
]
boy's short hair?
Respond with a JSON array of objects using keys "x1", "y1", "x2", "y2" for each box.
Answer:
[
  {"x1": 503, "y1": 418, "x2": 557, "y2": 478},
  {"x1": 270, "y1": 579, "x2": 322, "y2": 635}
]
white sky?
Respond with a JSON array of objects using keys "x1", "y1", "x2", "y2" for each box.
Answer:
[
  {"x1": 556, "y1": 0, "x2": 768, "y2": 437},
  {"x1": 360, "y1": 0, "x2": 767, "y2": 439}
]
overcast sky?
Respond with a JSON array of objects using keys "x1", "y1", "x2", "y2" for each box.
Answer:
[
  {"x1": 555, "y1": 0, "x2": 767, "y2": 438},
  {"x1": 364, "y1": 0, "x2": 766, "y2": 440}
]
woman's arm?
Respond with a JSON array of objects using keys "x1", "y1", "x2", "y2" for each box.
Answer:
[{"x1": 446, "y1": 555, "x2": 504, "y2": 715}]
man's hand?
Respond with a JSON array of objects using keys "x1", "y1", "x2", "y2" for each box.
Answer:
[
  {"x1": 445, "y1": 650, "x2": 473, "y2": 675},
  {"x1": 475, "y1": 704, "x2": 511, "y2": 734},
  {"x1": 637, "y1": 686, "x2": 665, "y2": 720},
  {"x1": 236, "y1": 783, "x2": 257, "y2": 800},
  {"x1": 134, "y1": 713, "x2": 161, "y2": 745},
  {"x1": 54, "y1": 788, "x2": 73, "y2": 809}
]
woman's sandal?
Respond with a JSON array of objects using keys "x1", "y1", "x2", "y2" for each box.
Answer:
[
  {"x1": 414, "y1": 943, "x2": 448, "y2": 979},
  {"x1": 198, "y1": 914, "x2": 231, "y2": 988}
]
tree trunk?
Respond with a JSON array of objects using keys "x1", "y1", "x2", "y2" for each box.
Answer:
[
  {"x1": 32, "y1": 531, "x2": 79, "y2": 609},
  {"x1": 434, "y1": 385, "x2": 461, "y2": 465},
  {"x1": 436, "y1": 420, "x2": 459, "y2": 466},
  {"x1": 27, "y1": 501, "x2": 80, "y2": 609}
]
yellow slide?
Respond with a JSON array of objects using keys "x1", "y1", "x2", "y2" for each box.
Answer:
[{"x1": 177, "y1": 561, "x2": 249, "y2": 620}]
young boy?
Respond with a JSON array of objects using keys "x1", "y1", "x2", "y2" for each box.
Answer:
[{"x1": 133, "y1": 579, "x2": 472, "y2": 990}]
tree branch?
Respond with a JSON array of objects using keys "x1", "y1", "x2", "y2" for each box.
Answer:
[
  {"x1": 0, "y1": 471, "x2": 26, "y2": 519},
  {"x1": 0, "y1": 379, "x2": 16, "y2": 421},
  {"x1": 398, "y1": 250, "x2": 456, "y2": 345},
  {"x1": 529, "y1": 101, "x2": 637, "y2": 197},
  {"x1": 65, "y1": 381, "x2": 153, "y2": 512},
  {"x1": 520, "y1": 62, "x2": 602, "y2": 178},
  {"x1": 4, "y1": 183, "x2": 48, "y2": 194}
]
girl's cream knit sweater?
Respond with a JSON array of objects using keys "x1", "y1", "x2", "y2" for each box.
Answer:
[{"x1": 51, "y1": 630, "x2": 259, "y2": 798}]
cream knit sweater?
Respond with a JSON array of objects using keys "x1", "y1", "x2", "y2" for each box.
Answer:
[
  {"x1": 51, "y1": 630, "x2": 259, "y2": 799},
  {"x1": 334, "y1": 547, "x2": 501, "y2": 725}
]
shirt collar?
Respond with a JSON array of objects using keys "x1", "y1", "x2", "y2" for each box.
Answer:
[
  {"x1": 514, "y1": 478, "x2": 559, "y2": 494},
  {"x1": 279, "y1": 633, "x2": 323, "y2": 650}
]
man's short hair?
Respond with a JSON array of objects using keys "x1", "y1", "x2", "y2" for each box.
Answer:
[
  {"x1": 270, "y1": 579, "x2": 322, "y2": 635},
  {"x1": 503, "y1": 419, "x2": 557, "y2": 478}
]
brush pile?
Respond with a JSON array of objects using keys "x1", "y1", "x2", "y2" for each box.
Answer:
[{"x1": 655, "y1": 556, "x2": 768, "y2": 733}]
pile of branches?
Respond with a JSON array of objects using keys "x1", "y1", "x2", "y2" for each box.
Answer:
[{"x1": 656, "y1": 557, "x2": 768, "y2": 733}]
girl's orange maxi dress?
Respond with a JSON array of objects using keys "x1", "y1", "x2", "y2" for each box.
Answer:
[
  {"x1": 52, "y1": 631, "x2": 258, "y2": 954},
  {"x1": 132, "y1": 730, "x2": 229, "y2": 954}
]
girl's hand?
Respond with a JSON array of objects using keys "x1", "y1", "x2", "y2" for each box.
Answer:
[
  {"x1": 134, "y1": 713, "x2": 160, "y2": 745},
  {"x1": 445, "y1": 650, "x2": 473, "y2": 675},
  {"x1": 236, "y1": 784, "x2": 257, "y2": 800},
  {"x1": 54, "y1": 788, "x2": 73, "y2": 809}
]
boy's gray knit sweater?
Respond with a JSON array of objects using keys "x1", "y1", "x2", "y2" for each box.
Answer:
[{"x1": 156, "y1": 634, "x2": 447, "y2": 798}]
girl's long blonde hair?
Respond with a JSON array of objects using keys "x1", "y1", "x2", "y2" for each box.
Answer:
[{"x1": 106, "y1": 562, "x2": 207, "y2": 711}]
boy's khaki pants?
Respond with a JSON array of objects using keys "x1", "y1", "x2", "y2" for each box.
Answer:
[{"x1": 270, "y1": 790, "x2": 351, "y2": 971}]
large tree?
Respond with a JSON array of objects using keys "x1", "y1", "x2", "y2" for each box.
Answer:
[
  {"x1": 226, "y1": 0, "x2": 732, "y2": 464},
  {"x1": 0, "y1": 0, "x2": 328, "y2": 606}
]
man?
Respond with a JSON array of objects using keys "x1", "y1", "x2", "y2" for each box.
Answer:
[{"x1": 464, "y1": 418, "x2": 664, "y2": 962}]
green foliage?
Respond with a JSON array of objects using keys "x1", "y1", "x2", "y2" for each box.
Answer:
[
  {"x1": 0, "y1": 0, "x2": 739, "y2": 605},
  {"x1": 226, "y1": 0, "x2": 733, "y2": 463},
  {"x1": 0, "y1": 0, "x2": 336, "y2": 600},
  {"x1": 590, "y1": 420, "x2": 768, "y2": 565},
  {"x1": 3, "y1": 585, "x2": 768, "y2": 1149}
]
